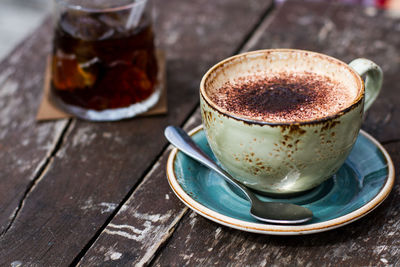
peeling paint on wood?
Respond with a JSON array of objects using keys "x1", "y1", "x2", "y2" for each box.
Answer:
[
  {"x1": 151, "y1": 1, "x2": 400, "y2": 266},
  {"x1": 3, "y1": 0, "x2": 398, "y2": 265},
  {"x1": 0, "y1": 17, "x2": 70, "y2": 236},
  {"x1": 0, "y1": 0, "x2": 273, "y2": 265}
]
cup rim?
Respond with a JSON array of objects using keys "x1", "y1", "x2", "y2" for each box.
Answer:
[
  {"x1": 200, "y1": 49, "x2": 364, "y2": 126},
  {"x1": 55, "y1": 0, "x2": 147, "y2": 13}
]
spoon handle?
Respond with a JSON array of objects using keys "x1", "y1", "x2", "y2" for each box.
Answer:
[{"x1": 164, "y1": 126, "x2": 255, "y2": 202}]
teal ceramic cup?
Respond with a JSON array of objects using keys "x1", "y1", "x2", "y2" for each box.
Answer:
[{"x1": 200, "y1": 49, "x2": 382, "y2": 196}]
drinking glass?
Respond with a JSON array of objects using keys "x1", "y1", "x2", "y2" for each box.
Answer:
[{"x1": 51, "y1": 0, "x2": 159, "y2": 121}]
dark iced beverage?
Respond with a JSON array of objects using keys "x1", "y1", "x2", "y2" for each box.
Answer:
[{"x1": 51, "y1": 0, "x2": 159, "y2": 121}]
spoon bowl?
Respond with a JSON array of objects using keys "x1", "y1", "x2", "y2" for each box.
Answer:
[{"x1": 164, "y1": 126, "x2": 313, "y2": 224}]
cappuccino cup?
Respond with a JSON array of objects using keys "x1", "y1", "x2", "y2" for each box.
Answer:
[{"x1": 200, "y1": 49, "x2": 382, "y2": 195}]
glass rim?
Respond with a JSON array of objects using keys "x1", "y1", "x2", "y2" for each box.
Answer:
[{"x1": 55, "y1": 0, "x2": 148, "y2": 13}]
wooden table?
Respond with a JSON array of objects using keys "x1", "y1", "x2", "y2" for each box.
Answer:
[{"x1": 1, "y1": 0, "x2": 399, "y2": 265}]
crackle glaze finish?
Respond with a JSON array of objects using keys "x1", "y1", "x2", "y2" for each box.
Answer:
[{"x1": 200, "y1": 49, "x2": 382, "y2": 195}]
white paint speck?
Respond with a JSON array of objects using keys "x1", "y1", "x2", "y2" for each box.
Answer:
[
  {"x1": 72, "y1": 126, "x2": 97, "y2": 147},
  {"x1": 110, "y1": 252, "x2": 122, "y2": 260},
  {"x1": 380, "y1": 258, "x2": 388, "y2": 264},
  {"x1": 260, "y1": 258, "x2": 268, "y2": 267},
  {"x1": 214, "y1": 227, "x2": 222, "y2": 239},
  {"x1": 104, "y1": 247, "x2": 123, "y2": 261},
  {"x1": 105, "y1": 212, "x2": 172, "y2": 242},
  {"x1": 99, "y1": 202, "x2": 117, "y2": 214},
  {"x1": 80, "y1": 199, "x2": 118, "y2": 214},
  {"x1": 119, "y1": 204, "x2": 128, "y2": 213},
  {"x1": 374, "y1": 245, "x2": 387, "y2": 255},
  {"x1": 318, "y1": 19, "x2": 335, "y2": 42},
  {"x1": 131, "y1": 211, "x2": 170, "y2": 223},
  {"x1": 165, "y1": 194, "x2": 170, "y2": 200},
  {"x1": 10, "y1": 261, "x2": 23, "y2": 267},
  {"x1": 105, "y1": 222, "x2": 151, "y2": 242},
  {"x1": 80, "y1": 197, "x2": 94, "y2": 210},
  {"x1": 189, "y1": 212, "x2": 197, "y2": 228},
  {"x1": 165, "y1": 30, "x2": 180, "y2": 45},
  {"x1": 181, "y1": 253, "x2": 194, "y2": 261}
]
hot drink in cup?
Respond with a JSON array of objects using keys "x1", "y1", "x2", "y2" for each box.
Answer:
[
  {"x1": 208, "y1": 72, "x2": 356, "y2": 123},
  {"x1": 200, "y1": 49, "x2": 382, "y2": 195}
]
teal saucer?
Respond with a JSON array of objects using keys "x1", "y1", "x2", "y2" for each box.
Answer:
[{"x1": 167, "y1": 125, "x2": 395, "y2": 235}]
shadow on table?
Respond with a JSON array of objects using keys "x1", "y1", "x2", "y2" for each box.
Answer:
[{"x1": 249, "y1": 192, "x2": 396, "y2": 246}]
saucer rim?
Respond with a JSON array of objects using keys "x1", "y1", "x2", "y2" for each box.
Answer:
[{"x1": 166, "y1": 125, "x2": 395, "y2": 235}]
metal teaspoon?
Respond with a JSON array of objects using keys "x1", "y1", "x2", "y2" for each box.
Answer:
[{"x1": 164, "y1": 126, "x2": 313, "y2": 225}]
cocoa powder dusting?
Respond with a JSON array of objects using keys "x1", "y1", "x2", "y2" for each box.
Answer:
[{"x1": 209, "y1": 72, "x2": 354, "y2": 122}]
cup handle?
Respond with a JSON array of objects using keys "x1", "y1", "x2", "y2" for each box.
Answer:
[{"x1": 349, "y1": 58, "x2": 383, "y2": 111}]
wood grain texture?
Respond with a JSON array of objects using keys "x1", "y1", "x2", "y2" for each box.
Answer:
[
  {"x1": 152, "y1": 140, "x2": 400, "y2": 266},
  {"x1": 0, "y1": 0, "x2": 273, "y2": 265},
  {"x1": 0, "y1": 18, "x2": 69, "y2": 234},
  {"x1": 150, "y1": 1, "x2": 400, "y2": 266},
  {"x1": 77, "y1": 113, "x2": 201, "y2": 266}
]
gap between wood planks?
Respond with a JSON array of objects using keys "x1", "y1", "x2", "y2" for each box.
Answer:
[
  {"x1": 44, "y1": 2, "x2": 400, "y2": 266},
  {"x1": 70, "y1": 3, "x2": 277, "y2": 266},
  {"x1": 4, "y1": 0, "x2": 398, "y2": 264},
  {"x1": 382, "y1": 139, "x2": 400, "y2": 145},
  {"x1": 0, "y1": 119, "x2": 73, "y2": 237}
]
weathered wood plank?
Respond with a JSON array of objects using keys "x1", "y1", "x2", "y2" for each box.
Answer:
[
  {"x1": 152, "y1": 140, "x2": 400, "y2": 266},
  {"x1": 0, "y1": 0, "x2": 274, "y2": 265},
  {"x1": 0, "y1": 18, "x2": 69, "y2": 234},
  {"x1": 151, "y1": 191, "x2": 399, "y2": 266},
  {"x1": 77, "y1": 113, "x2": 201, "y2": 266},
  {"x1": 149, "y1": 1, "x2": 400, "y2": 266}
]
